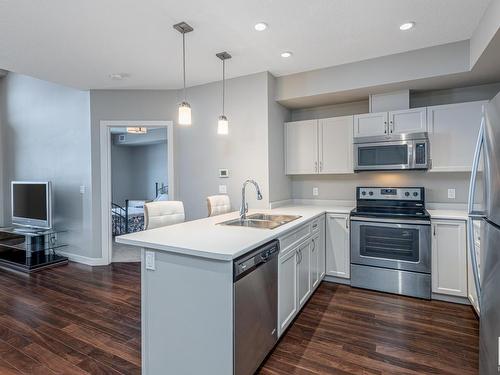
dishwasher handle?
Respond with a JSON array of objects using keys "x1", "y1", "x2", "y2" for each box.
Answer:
[{"x1": 233, "y1": 240, "x2": 279, "y2": 282}]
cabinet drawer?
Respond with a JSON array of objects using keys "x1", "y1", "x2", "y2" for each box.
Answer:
[
  {"x1": 279, "y1": 224, "x2": 311, "y2": 255},
  {"x1": 311, "y1": 219, "x2": 320, "y2": 233}
]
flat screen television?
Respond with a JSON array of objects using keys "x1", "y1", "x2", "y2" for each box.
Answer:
[{"x1": 11, "y1": 181, "x2": 52, "y2": 230}]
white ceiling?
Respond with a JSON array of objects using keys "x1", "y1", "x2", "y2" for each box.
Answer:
[{"x1": 0, "y1": 0, "x2": 491, "y2": 90}]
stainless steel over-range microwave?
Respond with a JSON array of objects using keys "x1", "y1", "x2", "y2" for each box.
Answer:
[{"x1": 353, "y1": 132, "x2": 429, "y2": 171}]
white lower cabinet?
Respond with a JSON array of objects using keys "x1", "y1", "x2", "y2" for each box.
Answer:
[
  {"x1": 318, "y1": 217, "x2": 326, "y2": 280},
  {"x1": 297, "y1": 241, "x2": 311, "y2": 308},
  {"x1": 278, "y1": 217, "x2": 327, "y2": 336},
  {"x1": 431, "y1": 219, "x2": 467, "y2": 297},
  {"x1": 310, "y1": 233, "x2": 321, "y2": 290},
  {"x1": 278, "y1": 248, "x2": 298, "y2": 334},
  {"x1": 326, "y1": 214, "x2": 350, "y2": 279}
]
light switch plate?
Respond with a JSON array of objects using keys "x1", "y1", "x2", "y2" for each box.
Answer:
[
  {"x1": 219, "y1": 185, "x2": 227, "y2": 194},
  {"x1": 145, "y1": 251, "x2": 155, "y2": 271},
  {"x1": 448, "y1": 188, "x2": 456, "y2": 199},
  {"x1": 312, "y1": 187, "x2": 319, "y2": 196}
]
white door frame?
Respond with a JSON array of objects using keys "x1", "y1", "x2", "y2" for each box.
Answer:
[{"x1": 100, "y1": 120, "x2": 175, "y2": 264}]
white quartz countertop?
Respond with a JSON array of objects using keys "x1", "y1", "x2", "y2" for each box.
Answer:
[
  {"x1": 116, "y1": 204, "x2": 352, "y2": 261},
  {"x1": 427, "y1": 209, "x2": 468, "y2": 221},
  {"x1": 116, "y1": 202, "x2": 469, "y2": 261}
]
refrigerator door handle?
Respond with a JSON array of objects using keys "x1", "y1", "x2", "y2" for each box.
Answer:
[
  {"x1": 467, "y1": 112, "x2": 485, "y2": 215},
  {"x1": 466, "y1": 110, "x2": 485, "y2": 310}
]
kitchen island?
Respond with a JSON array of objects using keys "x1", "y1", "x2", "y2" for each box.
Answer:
[
  {"x1": 116, "y1": 204, "x2": 351, "y2": 375},
  {"x1": 117, "y1": 203, "x2": 469, "y2": 375}
]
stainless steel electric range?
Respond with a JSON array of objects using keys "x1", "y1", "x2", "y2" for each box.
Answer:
[{"x1": 350, "y1": 187, "x2": 431, "y2": 299}]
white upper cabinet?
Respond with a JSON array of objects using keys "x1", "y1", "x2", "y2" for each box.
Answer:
[
  {"x1": 285, "y1": 120, "x2": 318, "y2": 174},
  {"x1": 431, "y1": 220, "x2": 467, "y2": 297},
  {"x1": 388, "y1": 107, "x2": 427, "y2": 134},
  {"x1": 427, "y1": 101, "x2": 486, "y2": 172},
  {"x1": 319, "y1": 116, "x2": 354, "y2": 174},
  {"x1": 353, "y1": 112, "x2": 388, "y2": 137}
]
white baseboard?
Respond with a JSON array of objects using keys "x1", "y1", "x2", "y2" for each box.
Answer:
[
  {"x1": 431, "y1": 293, "x2": 471, "y2": 305},
  {"x1": 57, "y1": 251, "x2": 108, "y2": 266}
]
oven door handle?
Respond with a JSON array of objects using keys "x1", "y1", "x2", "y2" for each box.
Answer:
[{"x1": 350, "y1": 216, "x2": 430, "y2": 226}]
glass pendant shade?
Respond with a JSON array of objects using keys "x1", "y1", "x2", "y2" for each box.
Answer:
[
  {"x1": 178, "y1": 101, "x2": 192, "y2": 125},
  {"x1": 217, "y1": 115, "x2": 229, "y2": 135}
]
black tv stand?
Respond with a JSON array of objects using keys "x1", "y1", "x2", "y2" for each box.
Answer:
[{"x1": 0, "y1": 228, "x2": 68, "y2": 273}]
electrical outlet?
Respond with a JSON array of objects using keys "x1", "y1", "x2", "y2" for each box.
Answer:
[
  {"x1": 448, "y1": 188, "x2": 456, "y2": 199},
  {"x1": 312, "y1": 187, "x2": 319, "y2": 196},
  {"x1": 219, "y1": 184, "x2": 227, "y2": 194},
  {"x1": 145, "y1": 251, "x2": 155, "y2": 271}
]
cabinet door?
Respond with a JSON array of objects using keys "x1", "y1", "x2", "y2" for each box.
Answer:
[
  {"x1": 297, "y1": 241, "x2": 311, "y2": 308},
  {"x1": 285, "y1": 120, "x2": 318, "y2": 175},
  {"x1": 326, "y1": 214, "x2": 350, "y2": 279},
  {"x1": 428, "y1": 101, "x2": 485, "y2": 172},
  {"x1": 319, "y1": 116, "x2": 354, "y2": 174},
  {"x1": 431, "y1": 220, "x2": 467, "y2": 297},
  {"x1": 310, "y1": 234, "x2": 320, "y2": 290},
  {"x1": 388, "y1": 108, "x2": 427, "y2": 134},
  {"x1": 318, "y1": 217, "x2": 326, "y2": 279},
  {"x1": 353, "y1": 112, "x2": 388, "y2": 137},
  {"x1": 278, "y1": 248, "x2": 298, "y2": 335}
]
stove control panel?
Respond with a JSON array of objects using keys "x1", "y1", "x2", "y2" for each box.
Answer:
[{"x1": 358, "y1": 187, "x2": 423, "y2": 201}]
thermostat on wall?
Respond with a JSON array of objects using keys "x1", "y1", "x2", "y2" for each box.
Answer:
[{"x1": 219, "y1": 169, "x2": 229, "y2": 178}]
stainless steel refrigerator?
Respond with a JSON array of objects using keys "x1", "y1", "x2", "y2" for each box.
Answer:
[{"x1": 468, "y1": 91, "x2": 500, "y2": 375}]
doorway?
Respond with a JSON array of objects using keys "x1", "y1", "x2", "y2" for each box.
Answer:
[{"x1": 100, "y1": 121, "x2": 174, "y2": 264}]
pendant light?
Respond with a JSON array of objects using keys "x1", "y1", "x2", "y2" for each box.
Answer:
[
  {"x1": 216, "y1": 52, "x2": 231, "y2": 135},
  {"x1": 173, "y1": 22, "x2": 193, "y2": 126}
]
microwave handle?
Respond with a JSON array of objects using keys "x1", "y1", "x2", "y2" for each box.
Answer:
[{"x1": 409, "y1": 142, "x2": 414, "y2": 168}]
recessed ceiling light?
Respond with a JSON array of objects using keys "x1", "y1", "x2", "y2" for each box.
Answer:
[
  {"x1": 254, "y1": 22, "x2": 267, "y2": 31},
  {"x1": 109, "y1": 73, "x2": 129, "y2": 80},
  {"x1": 280, "y1": 51, "x2": 293, "y2": 58},
  {"x1": 399, "y1": 22, "x2": 415, "y2": 31}
]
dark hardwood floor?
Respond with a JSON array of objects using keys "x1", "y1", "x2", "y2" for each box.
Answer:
[{"x1": 0, "y1": 262, "x2": 478, "y2": 374}]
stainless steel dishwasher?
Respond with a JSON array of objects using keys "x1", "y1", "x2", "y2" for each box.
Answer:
[{"x1": 234, "y1": 240, "x2": 279, "y2": 375}]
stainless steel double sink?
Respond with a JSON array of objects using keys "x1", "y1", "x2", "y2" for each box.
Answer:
[{"x1": 219, "y1": 213, "x2": 301, "y2": 229}]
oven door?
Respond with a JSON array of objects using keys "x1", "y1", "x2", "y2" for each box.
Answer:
[
  {"x1": 350, "y1": 217, "x2": 431, "y2": 273},
  {"x1": 354, "y1": 140, "x2": 412, "y2": 171}
]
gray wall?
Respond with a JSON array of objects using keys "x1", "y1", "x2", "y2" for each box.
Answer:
[
  {"x1": 410, "y1": 82, "x2": 500, "y2": 108},
  {"x1": 292, "y1": 172, "x2": 472, "y2": 204},
  {"x1": 289, "y1": 83, "x2": 500, "y2": 204},
  {"x1": 0, "y1": 73, "x2": 93, "y2": 257},
  {"x1": 111, "y1": 142, "x2": 168, "y2": 206},
  {"x1": 267, "y1": 73, "x2": 292, "y2": 202},
  {"x1": 291, "y1": 100, "x2": 368, "y2": 122},
  {"x1": 90, "y1": 72, "x2": 271, "y2": 258}
]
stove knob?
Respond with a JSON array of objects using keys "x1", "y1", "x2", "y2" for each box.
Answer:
[
  {"x1": 413, "y1": 192, "x2": 418, "y2": 197},
  {"x1": 368, "y1": 191, "x2": 374, "y2": 196},
  {"x1": 404, "y1": 192, "x2": 410, "y2": 197},
  {"x1": 361, "y1": 191, "x2": 366, "y2": 196}
]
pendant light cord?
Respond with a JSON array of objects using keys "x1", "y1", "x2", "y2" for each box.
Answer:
[
  {"x1": 182, "y1": 32, "x2": 186, "y2": 101},
  {"x1": 222, "y1": 59, "x2": 225, "y2": 115}
]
